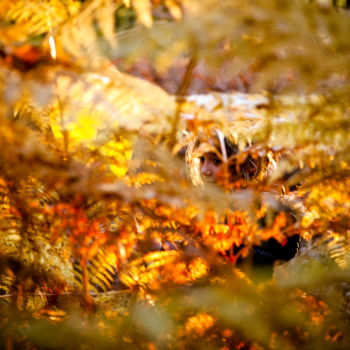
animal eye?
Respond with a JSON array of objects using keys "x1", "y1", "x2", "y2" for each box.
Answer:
[
  {"x1": 213, "y1": 158, "x2": 222, "y2": 165},
  {"x1": 199, "y1": 156, "x2": 205, "y2": 163}
]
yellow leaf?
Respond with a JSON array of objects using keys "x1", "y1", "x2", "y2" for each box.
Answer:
[
  {"x1": 165, "y1": 0, "x2": 182, "y2": 20},
  {"x1": 95, "y1": 0, "x2": 117, "y2": 49},
  {"x1": 132, "y1": 0, "x2": 153, "y2": 27}
]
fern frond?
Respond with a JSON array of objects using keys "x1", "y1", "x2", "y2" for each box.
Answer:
[
  {"x1": 12, "y1": 96, "x2": 51, "y2": 132},
  {"x1": 44, "y1": 64, "x2": 175, "y2": 151},
  {"x1": 73, "y1": 249, "x2": 119, "y2": 293},
  {"x1": 132, "y1": 0, "x2": 152, "y2": 27},
  {"x1": 0, "y1": 180, "x2": 22, "y2": 257},
  {"x1": 0, "y1": 0, "x2": 81, "y2": 43},
  {"x1": 0, "y1": 274, "x2": 14, "y2": 297},
  {"x1": 95, "y1": 0, "x2": 118, "y2": 49},
  {"x1": 323, "y1": 232, "x2": 349, "y2": 269},
  {"x1": 52, "y1": 0, "x2": 119, "y2": 64},
  {"x1": 119, "y1": 250, "x2": 179, "y2": 289}
]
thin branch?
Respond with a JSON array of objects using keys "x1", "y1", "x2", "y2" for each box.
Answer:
[{"x1": 169, "y1": 53, "x2": 198, "y2": 148}]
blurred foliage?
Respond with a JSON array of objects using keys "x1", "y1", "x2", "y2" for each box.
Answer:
[{"x1": 0, "y1": 0, "x2": 350, "y2": 349}]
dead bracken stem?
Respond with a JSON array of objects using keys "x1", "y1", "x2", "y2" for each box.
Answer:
[
  {"x1": 169, "y1": 53, "x2": 198, "y2": 149},
  {"x1": 81, "y1": 260, "x2": 93, "y2": 308},
  {"x1": 5, "y1": 337, "x2": 13, "y2": 350}
]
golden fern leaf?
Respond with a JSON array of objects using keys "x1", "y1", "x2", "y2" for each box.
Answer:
[
  {"x1": 58, "y1": 6, "x2": 99, "y2": 61},
  {"x1": 44, "y1": 64, "x2": 175, "y2": 154},
  {"x1": 73, "y1": 249, "x2": 119, "y2": 293},
  {"x1": 119, "y1": 250, "x2": 179, "y2": 289},
  {"x1": 0, "y1": 175, "x2": 76, "y2": 290},
  {"x1": 296, "y1": 231, "x2": 350, "y2": 270},
  {"x1": 21, "y1": 177, "x2": 59, "y2": 207},
  {"x1": 0, "y1": 0, "x2": 81, "y2": 43},
  {"x1": 95, "y1": 0, "x2": 117, "y2": 49},
  {"x1": 132, "y1": 0, "x2": 152, "y2": 27},
  {"x1": 323, "y1": 232, "x2": 349, "y2": 269},
  {"x1": 1, "y1": 54, "x2": 176, "y2": 179},
  {"x1": 0, "y1": 0, "x2": 116, "y2": 63},
  {"x1": 0, "y1": 274, "x2": 14, "y2": 297},
  {"x1": 52, "y1": 0, "x2": 119, "y2": 64},
  {"x1": 127, "y1": 172, "x2": 165, "y2": 187},
  {"x1": 0, "y1": 178, "x2": 22, "y2": 257},
  {"x1": 128, "y1": 0, "x2": 183, "y2": 26},
  {"x1": 13, "y1": 96, "x2": 52, "y2": 132},
  {"x1": 164, "y1": 0, "x2": 182, "y2": 20}
]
